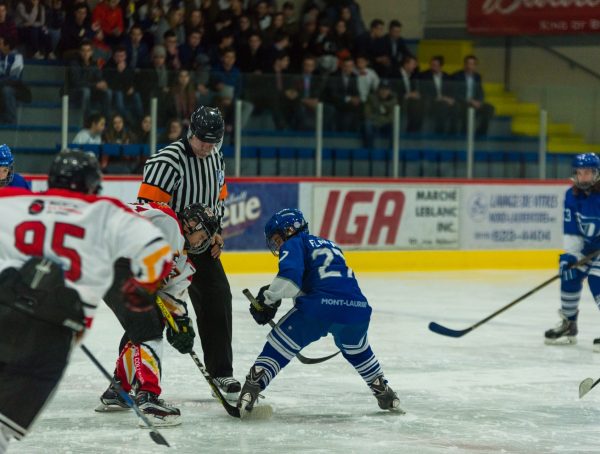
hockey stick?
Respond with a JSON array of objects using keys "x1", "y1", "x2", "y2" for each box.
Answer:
[
  {"x1": 429, "y1": 251, "x2": 600, "y2": 338},
  {"x1": 242, "y1": 288, "x2": 341, "y2": 364},
  {"x1": 579, "y1": 377, "x2": 600, "y2": 398},
  {"x1": 155, "y1": 297, "x2": 241, "y2": 418},
  {"x1": 80, "y1": 344, "x2": 170, "y2": 447}
]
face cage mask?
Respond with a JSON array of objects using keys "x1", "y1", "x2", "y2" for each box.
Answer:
[
  {"x1": 185, "y1": 221, "x2": 213, "y2": 255},
  {"x1": 572, "y1": 168, "x2": 600, "y2": 191},
  {"x1": 266, "y1": 226, "x2": 299, "y2": 256}
]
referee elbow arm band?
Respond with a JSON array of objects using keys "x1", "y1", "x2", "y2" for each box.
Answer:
[{"x1": 138, "y1": 183, "x2": 172, "y2": 203}]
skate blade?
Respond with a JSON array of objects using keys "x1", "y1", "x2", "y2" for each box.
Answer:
[
  {"x1": 138, "y1": 414, "x2": 181, "y2": 428},
  {"x1": 94, "y1": 403, "x2": 130, "y2": 412},
  {"x1": 544, "y1": 336, "x2": 577, "y2": 345},
  {"x1": 593, "y1": 344, "x2": 600, "y2": 353},
  {"x1": 390, "y1": 400, "x2": 406, "y2": 414},
  {"x1": 211, "y1": 390, "x2": 239, "y2": 403},
  {"x1": 240, "y1": 404, "x2": 273, "y2": 420}
]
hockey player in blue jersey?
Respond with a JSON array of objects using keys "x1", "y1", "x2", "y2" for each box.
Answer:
[
  {"x1": 0, "y1": 144, "x2": 31, "y2": 190},
  {"x1": 545, "y1": 153, "x2": 600, "y2": 348},
  {"x1": 237, "y1": 208, "x2": 403, "y2": 417}
]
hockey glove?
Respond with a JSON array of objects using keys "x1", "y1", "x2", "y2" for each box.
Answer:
[
  {"x1": 166, "y1": 315, "x2": 196, "y2": 354},
  {"x1": 559, "y1": 253, "x2": 581, "y2": 281},
  {"x1": 122, "y1": 278, "x2": 157, "y2": 312},
  {"x1": 250, "y1": 285, "x2": 281, "y2": 325}
]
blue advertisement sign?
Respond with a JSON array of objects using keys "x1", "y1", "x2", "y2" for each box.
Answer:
[{"x1": 222, "y1": 182, "x2": 299, "y2": 250}]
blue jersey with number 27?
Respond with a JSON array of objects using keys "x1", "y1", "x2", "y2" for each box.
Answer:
[{"x1": 277, "y1": 232, "x2": 371, "y2": 324}]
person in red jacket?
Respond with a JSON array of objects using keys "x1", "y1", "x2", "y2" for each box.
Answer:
[{"x1": 92, "y1": 0, "x2": 123, "y2": 48}]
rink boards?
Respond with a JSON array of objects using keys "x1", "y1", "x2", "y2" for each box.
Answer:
[{"x1": 28, "y1": 176, "x2": 569, "y2": 271}]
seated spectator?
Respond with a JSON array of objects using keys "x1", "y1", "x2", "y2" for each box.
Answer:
[
  {"x1": 288, "y1": 18, "x2": 316, "y2": 72},
  {"x1": 355, "y1": 54, "x2": 379, "y2": 103},
  {"x1": 392, "y1": 55, "x2": 423, "y2": 133},
  {"x1": 0, "y1": 2, "x2": 18, "y2": 49},
  {"x1": 91, "y1": 0, "x2": 124, "y2": 48},
  {"x1": 338, "y1": 4, "x2": 365, "y2": 39},
  {"x1": 169, "y1": 69, "x2": 197, "y2": 124},
  {"x1": 124, "y1": 24, "x2": 150, "y2": 70},
  {"x1": 102, "y1": 113, "x2": 136, "y2": 173},
  {"x1": 185, "y1": 8, "x2": 204, "y2": 36},
  {"x1": 208, "y1": 28, "x2": 234, "y2": 66},
  {"x1": 163, "y1": 29, "x2": 182, "y2": 70},
  {"x1": 103, "y1": 113, "x2": 133, "y2": 144},
  {"x1": 363, "y1": 79, "x2": 396, "y2": 149},
  {"x1": 72, "y1": 111, "x2": 105, "y2": 144},
  {"x1": 355, "y1": 19, "x2": 384, "y2": 72},
  {"x1": 179, "y1": 27, "x2": 206, "y2": 70},
  {"x1": 135, "y1": 113, "x2": 151, "y2": 143},
  {"x1": 46, "y1": 0, "x2": 65, "y2": 59},
  {"x1": 451, "y1": 55, "x2": 495, "y2": 136},
  {"x1": 193, "y1": 53, "x2": 212, "y2": 105},
  {"x1": 137, "y1": 44, "x2": 170, "y2": 121},
  {"x1": 373, "y1": 20, "x2": 412, "y2": 78},
  {"x1": 332, "y1": 19, "x2": 353, "y2": 58},
  {"x1": 282, "y1": 55, "x2": 324, "y2": 130},
  {"x1": 15, "y1": 0, "x2": 50, "y2": 58},
  {"x1": 56, "y1": 3, "x2": 94, "y2": 59},
  {"x1": 103, "y1": 45, "x2": 143, "y2": 126},
  {"x1": 209, "y1": 46, "x2": 253, "y2": 127},
  {"x1": 135, "y1": 0, "x2": 161, "y2": 30},
  {"x1": 0, "y1": 36, "x2": 25, "y2": 125},
  {"x1": 250, "y1": 51, "x2": 290, "y2": 130},
  {"x1": 237, "y1": 32, "x2": 268, "y2": 73},
  {"x1": 281, "y1": 1, "x2": 298, "y2": 36},
  {"x1": 419, "y1": 55, "x2": 455, "y2": 135},
  {"x1": 154, "y1": 5, "x2": 184, "y2": 45},
  {"x1": 326, "y1": 57, "x2": 362, "y2": 132},
  {"x1": 308, "y1": 20, "x2": 337, "y2": 74},
  {"x1": 66, "y1": 40, "x2": 112, "y2": 119},
  {"x1": 263, "y1": 12, "x2": 284, "y2": 45},
  {"x1": 234, "y1": 14, "x2": 254, "y2": 47},
  {"x1": 140, "y1": 4, "x2": 164, "y2": 46},
  {"x1": 253, "y1": 0, "x2": 271, "y2": 31},
  {"x1": 158, "y1": 117, "x2": 182, "y2": 143}
]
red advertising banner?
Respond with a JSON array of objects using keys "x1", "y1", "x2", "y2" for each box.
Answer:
[{"x1": 467, "y1": 0, "x2": 600, "y2": 35}]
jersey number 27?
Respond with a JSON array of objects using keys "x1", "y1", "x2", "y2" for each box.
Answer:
[{"x1": 312, "y1": 248, "x2": 354, "y2": 280}]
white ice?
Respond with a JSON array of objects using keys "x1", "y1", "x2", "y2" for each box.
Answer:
[{"x1": 9, "y1": 270, "x2": 600, "y2": 454}]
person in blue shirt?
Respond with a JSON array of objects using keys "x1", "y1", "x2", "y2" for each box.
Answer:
[
  {"x1": 0, "y1": 144, "x2": 30, "y2": 190},
  {"x1": 237, "y1": 208, "x2": 402, "y2": 417},
  {"x1": 545, "y1": 153, "x2": 600, "y2": 348}
]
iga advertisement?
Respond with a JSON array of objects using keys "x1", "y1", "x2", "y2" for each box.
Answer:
[
  {"x1": 222, "y1": 182, "x2": 299, "y2": 250},
  {"x1": 467, "y1": 0, "x2": 600, "y2": 35},
  {"x1": 312, "y1": 184, "x2": 460, "y2": 249},
  {"x1": 461, "y1": 185, "x2": 566, "y2": 249}
]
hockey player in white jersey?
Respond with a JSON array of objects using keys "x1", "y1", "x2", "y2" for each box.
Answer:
[
  {"x1": 0, "y1": 150, "x2": 173, "y2": 453},
  {"x1": 96, "y1": 202, "x2": 219, "y2": 426}
]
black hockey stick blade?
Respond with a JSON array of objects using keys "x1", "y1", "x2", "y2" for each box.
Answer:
[
  {"x1": 579, "y1": 377, "x2": 600, "y2": 398},
  {"x1": 242, "y1": 288, "x2": 341, "y2": 364},
  {"x1": 80, "y1": 345, "x2": 170, "y2": 447},
  {"x1": 155, "y1": 297, "x2": 242, "y2": 418},
  {"x1": 428, "y1": 322, "x2": 473, "y2": 338}
]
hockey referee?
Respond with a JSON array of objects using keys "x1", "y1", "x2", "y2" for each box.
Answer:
[{"x1": 137, "y1": 106, "x2": 240, "y2": 397}]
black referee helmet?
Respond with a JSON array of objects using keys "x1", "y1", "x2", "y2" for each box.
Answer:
[{"x1": 188, "y1": 106, "x2": 224, "y2": 143}]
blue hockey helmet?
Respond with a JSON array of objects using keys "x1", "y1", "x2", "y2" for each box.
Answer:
[
  {"x1": 0, "y1": 144, "x2": 14, "y2": 187},
  {"x1": 264, "y1": 208, "x2": 309, "y2": 255},
  {"x1": 572, "y1": 153, "x2": 600, "y2": 190}
]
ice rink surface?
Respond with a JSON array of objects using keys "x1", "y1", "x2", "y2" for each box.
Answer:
[{"x1": 10, "y1": 270, "x2": 600, "y2": 454}]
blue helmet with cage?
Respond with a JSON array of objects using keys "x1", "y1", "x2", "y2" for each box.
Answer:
[
  {"x1": 264, "y1": 208, "x2": 309, "y2": 255},
  {"x1": 0, "y1": 144, "x2": 14, "y2": 187},
  {"x1": 572, "y1": 153, "x2": 600, "y2": 190}
]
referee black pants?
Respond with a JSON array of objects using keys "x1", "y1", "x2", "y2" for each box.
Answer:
[
  {"x1": 188, "y1": 251, "x2": 233, "y2": 378},
  {"x1": 0, "y1": 305, "x2": 73, "y2": 441}
]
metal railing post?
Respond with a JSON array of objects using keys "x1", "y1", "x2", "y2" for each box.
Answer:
[
  {"x1": 234, "y1": 99, "x2": 242, "y2": 177},
  {"x1": 61, "y1": 95, "x2": 68, "y2": 150},
  {"x1": 150, "y1": 98, "x2": 157, "y2": 155},
  {"x1": 466, "y1": 107, "x2": 476, "y2": 179},
  {"x1": 538, "y1": 109, "x2": 548, "y2": 179},
  {"x1": 392, "y1": 104, "x2": 400, "y2": 178},
  {"x1": 315, "y1": 102, "x2": 323, "y2": 177}
]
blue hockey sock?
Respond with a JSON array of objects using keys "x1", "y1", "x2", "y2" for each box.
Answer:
[
  {"x1": 252, "y1": 342, "x2": 293, "y2": 391},
  {"x1": 342, "y1": 346, "x2": 384, "y2": 385}
]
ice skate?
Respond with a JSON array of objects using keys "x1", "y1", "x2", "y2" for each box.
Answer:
[
  {"x1": 593, "y1": 338, "x2": 600, "y2": 353},
  {"x1": 135, "y1": 391, "x2": 181, "y2": 427},
  {"x1": 369, "y1": 376, "x2": 405, "y2": 413},
  {"x1": 94, "y1": 381, "x2": 130, "y2": 412},
  {"x1": 544, "y1": 311, "x2": 578, "y2": 345},
  {"x1": 237, "y1": 366, "x2": 272, "y2": 420},
  {"x1": 211, "y1": 376, "x2": 241, "y2": 402}
]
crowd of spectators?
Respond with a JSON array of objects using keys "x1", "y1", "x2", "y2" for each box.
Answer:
[{"x1": 0, "y1": 0, "x2": 495, "y2": 154}]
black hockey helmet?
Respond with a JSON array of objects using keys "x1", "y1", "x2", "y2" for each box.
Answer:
[
  {"x1": 178, "y1": 203, "x2": 220, "y2": 254},
  {"x1": 48, "y1": 149, "x2": 102, "y2": 195},
  {"x1": 187, "y1": 106, "x2": 224, "y2": 144}
]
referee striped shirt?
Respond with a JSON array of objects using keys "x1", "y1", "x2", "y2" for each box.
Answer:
[{"x1": 137, "y1": 138, "x2": 227, "y2": 222}]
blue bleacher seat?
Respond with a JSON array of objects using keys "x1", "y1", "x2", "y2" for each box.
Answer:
[
  {"x1": 102, "y1": 144, "x2": 121, "y2": 157},
  {"x1": 122, "y1": 144, "x2": 141, "y2": 157}
]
